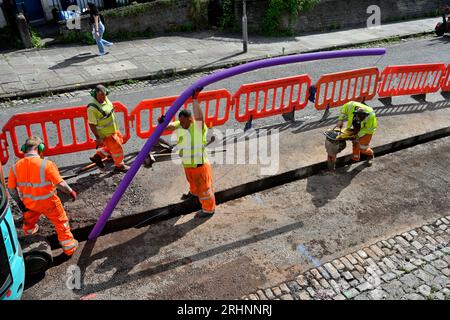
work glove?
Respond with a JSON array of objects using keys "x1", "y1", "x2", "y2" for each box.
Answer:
[
  {"x1": 158, "y1": 115, "x2": 165, "y2": 124},
  {"x1": 69, "y1": 190, "x2": 77, "y2": 202},
  {"x1": 192, "y1": 87, "x2": 203, "y2": 99},
  {"x1": 95, "y1": 138, "x2": 104, "y2": 148}
]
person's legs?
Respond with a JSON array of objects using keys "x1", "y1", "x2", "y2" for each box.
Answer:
[
  {"x1": 22, "y1": 210, "x2": 41, "y2": 235},
  {"x1": 93, "y1": 29, "x2": 105, "y2": 55},
  {"x1": 104, "y1": 132, "x2": 126, "y2": 168},
  {"x1": 195, "y1": 164, "x2": 215, "y2": 214},
  {"x1": 183, "y1": 167, "x2": 198, "y2": 197},
  {"x1": 99, "y1": 22, "x2": 113, "y2": 47},
  {"x1": 101, "y1": 39, "x2": 113, "y2": 47},
  {"x1": 359, "y1": 134, "x2": 374, "y2": 159},
  {"x1": 351, "y1": 139, "x2": 360, "y2": 161},
  {"x1": 43, "y1": 201, "x2": 78, "y2": 256}
]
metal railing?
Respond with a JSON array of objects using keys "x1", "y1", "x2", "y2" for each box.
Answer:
[{"x1": 50, "y1": 0, "x2": 130, "y2": 13}]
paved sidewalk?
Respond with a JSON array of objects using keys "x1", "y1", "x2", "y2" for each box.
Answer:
[
  {"x1": 0, "y1": 17, "x2": 437, "y2": 100},
  {"x1": 244, "y1": 216, "x2": 450, "y2": 300}
]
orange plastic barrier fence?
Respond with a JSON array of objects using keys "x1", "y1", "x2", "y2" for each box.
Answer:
[
  {"x1": 232, "y1": 75, "x2": 311, "y2": 122},
  {"x1": 441, "y1": 64, "x2": 450, "y2": 92},
  {"x1": 378, "y1": 63, "x2": 446, "y2": 98},
  {"x1": 130, "y1": 89, "x2": 232, "y2": 138},
  {"x1": 0, "y1": 132, "x2": 9, "y2": 165},
  {"x1": 314, "y1": 67, "x2": 379, "y2": 111},
  {"x1": 2, "y1": 102, "x2": 130, "y2": 158}
]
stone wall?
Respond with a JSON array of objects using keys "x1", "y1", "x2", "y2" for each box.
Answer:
[
  {"x1": 58, "y1": 0, "x2": 446, "y2": 40},
  {"x1": 236, "y1": 0, "x2": 445, "y2": 34},
  {"x1": 0, "y1": 0, "x2": 7, "y2": 28},
  {"x1": 59, "y1": 0, "x2": 209, "y2": 38}
]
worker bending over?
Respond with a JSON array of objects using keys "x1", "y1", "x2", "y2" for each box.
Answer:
[
  {"x1": 8, "y1": 136, "x2": 79, "y2": 256},
  {"x1": 336, "y1": 101, "x2": 377, "y2": 164},
  {"x1": 161, "y1": 89, "x2": 216, "y2": 218},
  {"x1": 88, "y1": 84, "x2": 129, "y2": 173}
]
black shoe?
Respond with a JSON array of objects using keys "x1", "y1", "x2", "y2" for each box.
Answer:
[
  {"x1": 181, "y1": 192, "x2": 196, "y2": 200},
  {"x1": 195, "y1": 210, "x2": 215, "y2": 218},
  {"x1": 89, "y1": 154, "x2": 105, "y2": 169},
  {"x1": 114, "y1": 164, "x2": 130, "y2": 173}
]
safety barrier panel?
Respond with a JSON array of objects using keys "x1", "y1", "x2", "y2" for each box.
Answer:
[
  {"x1": 2, "y1": 102, "x2": 131, "y2": 158},
  {"x1": 130, "y1": 89, "x2": 232, "y2": 138},
  {"x1": 378, "y1": 63, "x2": 447, "y2": 98},
  {"x1": 0, "y1": 133, "x2": 9, "y2": 165},
  {"x1": 314, "y1": 67, "x2": 379, "y2": 111},
  {"x1": 232, "y1": 75, "x2": 311, "y2": 122},
  {"x1": 441, "y1": 64, "x2": 450, "y2": 92},
  {"x1": 3, "y1": 63, "x2": 450, "y2": 164}
]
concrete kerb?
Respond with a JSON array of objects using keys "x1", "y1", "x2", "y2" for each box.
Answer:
[
  {"x1": 0, "y1": 31, "x2": 435, "y2": 102},
  {"x1": 44, "y1": 124, "x2": 450, "y2": 250}
]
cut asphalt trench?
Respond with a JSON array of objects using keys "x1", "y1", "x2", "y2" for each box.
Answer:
[
  {"x1": 27, "y1": 94, "x2": 450, "y2": 247},
  {"x1": 22, "y1": 129, "x2": 450, "y2": 299},
  {"x1": 22, "y1": 118, "x2": 450, "y2": 299}
]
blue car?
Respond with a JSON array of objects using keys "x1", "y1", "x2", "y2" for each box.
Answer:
[{"x1": 0, "y1": 163, "x2": 25, "y2": 300}]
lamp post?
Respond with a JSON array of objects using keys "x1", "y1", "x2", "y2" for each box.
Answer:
[{"x1": 242, "y1": 0, "x2": 248, "y2": 53}]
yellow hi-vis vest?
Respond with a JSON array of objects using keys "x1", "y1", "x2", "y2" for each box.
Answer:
[
  {"x1": 338, "y1": 101, "x2": 377, "y2": 138},
  {"x1": 87, "y1": 97, "x2": 119, "y2": 139},
  {"x1": 173, "y1": 120, "x2": 208, "y2": 168}
]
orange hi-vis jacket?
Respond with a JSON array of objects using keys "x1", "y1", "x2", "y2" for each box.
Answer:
[{"x1": 8, "y1": 154, "x2": 63, "y2": 211}]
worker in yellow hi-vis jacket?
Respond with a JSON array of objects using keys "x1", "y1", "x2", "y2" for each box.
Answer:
[{"x1": 336, "y1": 101, "x2": 377, "y2": 164}]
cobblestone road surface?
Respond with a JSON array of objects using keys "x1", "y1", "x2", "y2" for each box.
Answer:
[{"x1": 244, "y1": 217, "x2": 450, "y2": 300}]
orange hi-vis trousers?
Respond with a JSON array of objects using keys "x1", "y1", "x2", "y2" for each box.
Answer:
[
  {"x1": 95, "y1": 131, "x2": 125, "y2": 167},
  {"x1": 23, "y1": 199, "x2": 77, "y2": 256},
  {"x1": 183, "y1": 163, "x2": 216, "y2": 213},
  {"x1": 352, "y1": 134, "x2": 374, "y2": 161}
]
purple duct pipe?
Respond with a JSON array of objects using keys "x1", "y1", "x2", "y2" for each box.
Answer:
[{"x1": 89, "y1": 48, "x2": 386, "y2": 239}]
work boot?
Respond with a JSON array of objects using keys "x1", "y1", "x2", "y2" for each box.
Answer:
[
  {"x1": 24, "y1": 224, "x2": 39, "y2": 236},
  {"x1": 195, "y1": 210, "x2": 215, "y2": 218},
  {"x1": 181, "y1": 192, "x2": 196, "y2": 200},
  {"x1": 114, "y1": 164, "x2": 130, "y2": 173},
  {"x1": 89, "y1": 154, "x2": 105, "y2": 169},
  {"x1": 64, "y1": 240, "x2": 79, "y2": 257},
  {"x1": 366, "y1": 154, "x2": 375, "y2": 166}
]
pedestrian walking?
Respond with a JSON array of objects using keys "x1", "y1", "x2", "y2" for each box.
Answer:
[{"x1": 87, "y1": 2, "x2": 113, "y2": 56}]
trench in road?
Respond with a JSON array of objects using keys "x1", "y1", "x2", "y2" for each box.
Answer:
[{"x1": 42, "y1": 125, "x2": 450, "y2": 249}]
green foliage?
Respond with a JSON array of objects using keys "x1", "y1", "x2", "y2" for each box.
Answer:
[
  {"x1": 261, "y1": 0, "x2": 318, "y2": 36},
  {"x1": 106, "y1": 0, "x2": 175, "y2": 18},
  {"x1": 31, "y1": 30, "x2": 45, "y2": 48},
  {"x1": 59, "y1": 31, "x2": 96, "y2": 45},
  {"x1": 220, "y1": 0, "x2": 236, "y2": 30}
]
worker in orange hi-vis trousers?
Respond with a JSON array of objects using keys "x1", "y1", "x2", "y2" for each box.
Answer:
[
  {"x1": 161, "y1": 88, "x2": 216, "y2": 218},
  {"x1": 87, "y1": 84, "x2": 129, "y2": 173},
  {"x1": 7, "y1": 136, "x2": 79, "y2": 256},
  {"x1": 336, "y1": 101, "x2": 377, "y2": 165}
]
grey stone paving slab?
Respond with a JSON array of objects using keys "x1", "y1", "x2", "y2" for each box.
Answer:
[{"x1": 0, "y1": 17, "x2": 437, "y2": 99}]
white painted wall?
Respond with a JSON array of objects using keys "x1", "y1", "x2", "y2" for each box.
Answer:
[{"x1": 0, "y1": 0, "x2": 7, "y2": 28}]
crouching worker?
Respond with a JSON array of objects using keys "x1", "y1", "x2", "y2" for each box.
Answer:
[
  {"x1": 160, "y1": 89, "x2": 216, "y2": 218},
  {"x1": 336, "y1": 101, "x2": 377, "y2": 165},
  {"x1": 7, "y1": 136, "x2": 79, "y2": 256},
  {"x1": 88, "y1": 84, "x2": 129, "y2": 173}
]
